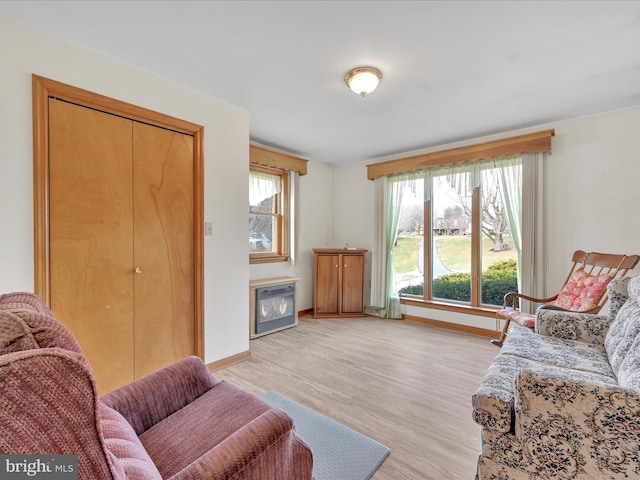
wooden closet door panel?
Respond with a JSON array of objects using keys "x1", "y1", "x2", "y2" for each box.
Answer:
[
  {"x1": 49, "y1": 99, "x2": 134, "y2": 394},
  {"x1": 315, "y1": 254, "x2": 340, "y2": 315},
  {"x1": 342, "y1": 254, "x2": 365, "y2": 313},
  {"x1": 133, "y1": 122, "x2": 195, "y2": 378}
]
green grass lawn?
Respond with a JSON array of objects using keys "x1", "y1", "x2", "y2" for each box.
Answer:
[
  {"x1": 394, "y1": 234, "x2": 517, "y2": 273},
  {"x1": 393, "y1": 236, "x2": 422, "y2": 274}
]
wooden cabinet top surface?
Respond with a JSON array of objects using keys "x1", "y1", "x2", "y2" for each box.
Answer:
[
  {"x1": 250, "y1": 276, "x2": 300, "y2": 288},
  {"x1": 313, "y1": 248, "x2": 368, "y2": 254}
]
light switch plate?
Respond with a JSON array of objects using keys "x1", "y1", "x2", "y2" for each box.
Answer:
[{"x1": 204, "y1": 222, "x2": 213, "y2": 236}]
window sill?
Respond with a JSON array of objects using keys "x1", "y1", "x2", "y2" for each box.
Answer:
[
  {"x1": 250, "y1": 254, "x2": 289, "y2": 265},
  {"x1": 400, "y1": 296, "x2": 500, "y2": 318}
]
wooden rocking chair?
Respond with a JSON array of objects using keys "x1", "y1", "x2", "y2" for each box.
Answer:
[{"x1": 490, "y1": 250, "x2": 640, "y2": 347}]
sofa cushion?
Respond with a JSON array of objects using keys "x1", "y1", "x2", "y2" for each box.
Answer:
[
  {"x1": 501, "y1": 324, "x2": 614, "y2": 377},
  {"x1": 472, "y1": 351, "x2": 617, "y2": 433},
  {"x1": 0, "y1": 311, "x2": 38, "y2": 354},
  {"x1": 9, "y1": 309, "x2": 83, "y2": 354},
  {"x1": 605, "y1": 276, "x2": 640, "y2": 375},
  {"x1": 0, "y1": 291, "x2": 53, "y2": 316},
  {"x1": 0, "y1": 292, "x2": 83, "y2": 354},
  {"x1": 139, "y1": 380, "x2": 273, "y2": 478},
  {"x1": 607, "y1": 277, "x2": 632, "y2": 319},
  {"x1": 99, "y1": 402, "x2": 162, "y2": 480},
  {"x1": 617, "y1": 333, "x2": 640, "y2": 390}
]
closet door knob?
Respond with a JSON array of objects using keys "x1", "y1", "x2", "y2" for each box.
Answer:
[{"x1": 135, "y1": 267, "x2": 144, "y2": 274}]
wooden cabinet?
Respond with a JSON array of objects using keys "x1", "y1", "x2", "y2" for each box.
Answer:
[{"x1": 313, "y1": 248, "x2": 367, "y2": 318}]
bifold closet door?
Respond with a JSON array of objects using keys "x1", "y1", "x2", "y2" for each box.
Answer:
[
  {"x1": 48, "y1": 99, "x2": 196, "y2": 393},
  {"x1": 132, "y1": 122, "x2": 195, "y2": 378},
  {"x1": 49, "y1": 99, "x2": 135, "y2": 391}
]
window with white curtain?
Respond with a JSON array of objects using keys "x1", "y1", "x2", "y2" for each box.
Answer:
[
  {"x1": 249, "y1": 166, "x2": 288, "y2": 262},
  {"x1": 368, "y1": 129, "x2": 551, "y2": 319},
  {"x1": 248, "y1": 145, "x2": 307, "y2": 265}
]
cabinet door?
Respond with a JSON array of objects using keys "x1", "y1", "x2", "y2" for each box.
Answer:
[
  {"x1": 49, "y1": 99, "x2": 135, "y2": 393},
  {"x1": 341, "y1": 254, "x2": 365, "y2": 314},
  {"x1": 315, "y1": 254, "x2": 340, "y2": 315}
]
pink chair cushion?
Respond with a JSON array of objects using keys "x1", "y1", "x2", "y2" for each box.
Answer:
[
  {"x1": 553, "y1": 267, "x2": 613, "y2": 312},
  {"x1": 497, "y1": 308, "x2": 535, "y2": 329}
]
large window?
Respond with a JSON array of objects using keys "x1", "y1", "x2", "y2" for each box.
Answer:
[
  {"x1": 367, "y1": 129, "x2": 552, "y2": 319},
  {"x1": 249, "y1": 166, "x2": 288, "y2": 263},
  {"x1": 392, "y1": 160, "x2": 519, "y2": 308}
]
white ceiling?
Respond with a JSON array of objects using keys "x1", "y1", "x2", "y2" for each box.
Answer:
[{"x1": 2, "y1": 1, "x2": 640, "y2": 165}]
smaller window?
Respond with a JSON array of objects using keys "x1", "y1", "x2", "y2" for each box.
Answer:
[{"x1": 249, "y1": 166, "x2": 289, "y2": 263}]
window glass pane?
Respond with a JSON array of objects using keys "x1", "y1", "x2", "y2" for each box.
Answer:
[
  {"x1": 249, "y1": 170, "x2": 281, "y2": 256},
  {"x1": 394, "y1": 179, "x2": 424, "y2": 296},
  {"x1": 431, "y1": 174, "x2": 471, "y2": 302},
  {"x1": 249, "y1": 214, "x2": 275, "y2": 253},
  {"x1": 480, "y1": 169, "x2": 518, "y2": 305},
  {"x1": 250, "y1": 195, "x2": 274, "y2": 214}
]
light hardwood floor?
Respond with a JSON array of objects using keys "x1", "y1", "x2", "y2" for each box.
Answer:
[{"x1": 214, "y1": 316, "x2": 499, "y2": 480}]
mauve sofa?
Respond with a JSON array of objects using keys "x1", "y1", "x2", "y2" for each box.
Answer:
[{"x1": 0, "y1": 291, "x2": 314, "y2": 479}]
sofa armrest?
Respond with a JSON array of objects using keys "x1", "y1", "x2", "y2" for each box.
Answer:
[
  {"x1": 167, "y1": 409, "x2": 313, "y2": 480},
  {"x1": 514, "y1": 369, "x2": 640, "y2": 478},
  {"x1": 535, "y1": 309, "x2": 612, "y2": 344},
  {"x1": 101, "y1": 356, "x2": 218, "y2": 435}
]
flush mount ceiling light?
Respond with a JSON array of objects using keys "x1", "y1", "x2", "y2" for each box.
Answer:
[{"x1": 344, "y1": 66, "x2": 382, "y2": 97}]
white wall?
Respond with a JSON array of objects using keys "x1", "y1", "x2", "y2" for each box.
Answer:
[
  {"x1": 335, "y1": 104, "x2": 640, "y2": 330},
  {"x1": 0, "y1": 15, "x2": 250, "y2": 364},
  {"x1": 333, "y1": 162, "x2": 376, "y2": 305},
  {"x1": 249, "y1": 159, "x2": 335, "y2": 310},
  {"x1": 4, "y1": 13, "x2": 639, "y2": 349}
]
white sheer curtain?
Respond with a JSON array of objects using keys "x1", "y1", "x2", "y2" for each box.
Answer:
[
  {"x1": 370, "y1": 172, "x2": 423, "y2": 319},
  {"x1": 249, "y1": 171, "x2": 280, "y2": 207},
  {"x1": 520, "y1": 151, "x2": 547, "y2": 313},
  {"x1": 288, "y1": 170, "x2": 299, "y2": 265},
  {"x1": 384, "y1": 175, "x2": 409, "y2": 319},
  {"x1": 497, "y1": 157, "x2": 523, "y2": 286},
  {"x1": 370, "y1": 176, "x2": 388, "y2": 314}
]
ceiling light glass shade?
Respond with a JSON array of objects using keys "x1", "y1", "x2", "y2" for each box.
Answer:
[{"x1": 344, "y1": 67, "x2": 382, "y2": 97}]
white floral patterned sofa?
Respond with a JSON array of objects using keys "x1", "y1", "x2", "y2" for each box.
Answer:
[{"x1": 472, "y1": 276, "x2": 640, "y2": 479}]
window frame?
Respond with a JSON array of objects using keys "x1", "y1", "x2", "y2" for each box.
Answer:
[{"x1": 249, "y1": 165, "x2": 289, "y2": 264}]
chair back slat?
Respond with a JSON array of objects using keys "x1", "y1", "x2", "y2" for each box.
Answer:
[{"x1": 560, "y1": 250, "x2": 589, "y2": 288}]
